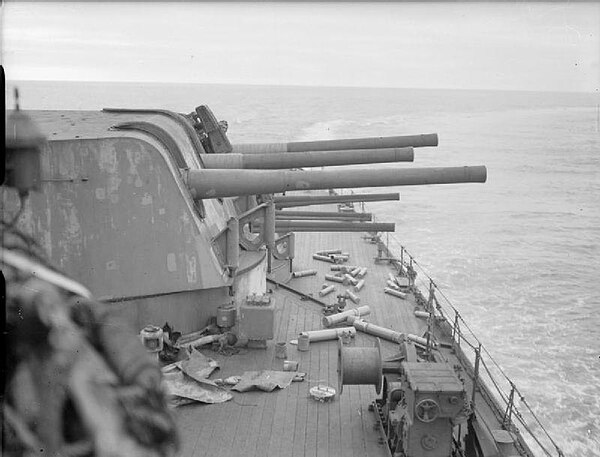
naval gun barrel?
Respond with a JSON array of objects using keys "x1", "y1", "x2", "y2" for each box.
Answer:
[
  {"x1": 200, "y1": 147, "x2": 414, "y2": 169},
  {"x1": 185, "y1": 166, "x2": 487, "y2": 199},
  {"x1": 232, "y1": 133, "x2": 438, "y2": 154},
  {"x1": 274, "y1": 192, "x2": 400, "y2": 208},
  {"x1": 253, "y1": 221, "x2": 395, "y2": 233},
  {"x1": 275, "y1": 210, "x2": 372, "y2": 221}
]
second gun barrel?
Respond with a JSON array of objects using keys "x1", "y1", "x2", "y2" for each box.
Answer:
[
  {"x1": 200, "y1": 147, "x2": 414, "y2": 169},
  {"x1": 232, "y1": 133, "x2": 438, "y2": 154}
]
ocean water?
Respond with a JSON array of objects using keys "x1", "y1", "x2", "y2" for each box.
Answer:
[{"x1": 6, "y1": 81, "x2": 600, "y2": 456}]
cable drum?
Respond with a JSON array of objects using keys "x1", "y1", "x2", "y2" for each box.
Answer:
[{"x1": 338, "y1": 338, "x2": 382, "y2": 394}]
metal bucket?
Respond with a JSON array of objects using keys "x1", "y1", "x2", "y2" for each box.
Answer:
[
  {"x1": 139, "y1": 325, "x2": 163, "y2": 353},
  {"x1": 217, "y1": 304, "x2": 236, "y2": 328},
  {"x1": 275, "y1": 341, "x2": 288, "y2": 359},
  {"x1": 297, "y1": 332, "x2": 310, "y2": 351}
]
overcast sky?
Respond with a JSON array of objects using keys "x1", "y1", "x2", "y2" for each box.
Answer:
[{"x1": 2, "y1": 2, "x2": 599, "y2": 92}]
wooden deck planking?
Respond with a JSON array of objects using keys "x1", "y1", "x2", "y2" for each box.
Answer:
[
  {"x1": 228, "y1": 393, "x2": 265, "y2": 457},
  {"x1": 177, "y1": 404, "x2": 213, "y2": 457},
  {"x1": 291, "y1": 304, "x2": 309, "y2": 457},
  {"x1": 347, "y1": 385, "x2": 368, "y2": 457},
  {"x1": 200, "y1": 402, "x2": 232, "y2": 457},
  {"x1": 292, "y1": 227, "x2": 395, "y2": 457},
  {"x1": 270, "y1": 295, "x2": 300, "y2": 457},
  {"x1": 306, "y1": 303, "x2": 325, "y2": 457},
  {"x1": 177, "y1": 207, "x2": 424, "y2": 457},
  {"x1": 316, "y1": 341, "x2": 331, "y2": 457},
  {"x1": 289, "y1": 226, "x2": 416, "y2": 457},
  {"x1": 337, "y1": 380, "x2": 352, "y2": 457},
  {"x1": 215, "y1": 380, "x2": 259, "y2": 455},
  {"x1": 263, "y1": 294, "x2": 293, "y2": 457},
  {"x1": 327, "y1": 340, "x2": 343, "y2": 457},
  {"x1": 253, "y1": 387, "x2": 278, "y2": 457},
  {"x1": 281, "y1": 302, "x2": 303, "y2": 457}
]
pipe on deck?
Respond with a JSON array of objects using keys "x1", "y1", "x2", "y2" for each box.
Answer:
[
  {"x1": 349, "y1": 318, "x2": 405, "y2": 344},
  {"x1": 302, "y1": 327, "x2": 357, "y2": 342},
  {"x1": 322, "y1": 305, "x2": 371, "y2": 328}
]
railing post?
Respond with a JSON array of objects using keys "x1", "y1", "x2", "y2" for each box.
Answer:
[
  {"x1": 386, "y1": 232, "x2": 390, "y2": 259},
  {"x1": 427, "y1": 279, "x2": 435, "y2": 312},
  {"x1": 265, "y1": 201, "x2": 275, "y2": 273},
  {"x1": 425, "y1": 308, "x2": 433, "y2": 360},
  {"x1": 400, "y1": 246, "x2": 404, "y2": 274},
  {"x1": 407, "y1": 258, "x2": 415, "y2": 287},
  {"x1": 452, "y1": 311, "x2": 460, "y2": 347},
  {"x1": 471, "y1": 344, "x2": 482, "y2": 409},
  {"x1": 503, "y1": 382, "x2": 516, "y2": 428}
]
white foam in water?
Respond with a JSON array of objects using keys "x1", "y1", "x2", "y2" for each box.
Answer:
[{"x1": 6, "y1": 81, "x2": 600, "y2": 456}]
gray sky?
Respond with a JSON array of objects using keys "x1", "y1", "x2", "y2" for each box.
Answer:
[{"x1": 2, "y1": 2, "x2": 599, "y2": 92}]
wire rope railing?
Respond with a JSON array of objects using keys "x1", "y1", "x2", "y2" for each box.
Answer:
[{"x1": 374, "y1": 230, "x2": 564, "y2": 457}]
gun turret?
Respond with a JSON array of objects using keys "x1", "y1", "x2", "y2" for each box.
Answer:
[
  {"x1": 232, "y1": 133, "x2": 438, "y2": 154},
  {"x1": 12, "y1": 106, "x2": 489, "y2": 347},
  {"x1": 184, "y1": 166, "x2": 486, "y2": 199},
  {"x1": 199, "y1": 147, "x2": 414, "y2": 169},
  {"x1": 273, "y1": 192, "x2": 400, "y2": 208}
]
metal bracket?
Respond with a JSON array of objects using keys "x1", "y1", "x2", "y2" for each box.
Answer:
[
  {"x1": 212, "y1": 217, "x2": 240, "y2": 277},
  {"x1": 272, "y1": 232, "x2": 295, "y2": 260},
  {"x1": 238, "y1": 204, "x2": 267, "y2": 251},
  {"x1": 238, "y1": 202, "x2": 275, "y2": 252}
]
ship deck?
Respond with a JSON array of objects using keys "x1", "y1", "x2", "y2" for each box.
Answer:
[{"x1": 174, "y1": 211, "x2": 524, "y2": 457}]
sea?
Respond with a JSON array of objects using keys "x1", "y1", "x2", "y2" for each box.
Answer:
[{"x1": 6, "y1": 80, "x2": 600, "y2": 457}]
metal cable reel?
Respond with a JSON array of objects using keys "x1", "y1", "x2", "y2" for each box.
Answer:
[{"x1": 337, "y1": 337, "x2": 382, "y2": 394}]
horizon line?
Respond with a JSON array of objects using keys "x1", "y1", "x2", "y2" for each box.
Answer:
[{"x1": 6, "y1": 78, "x2": 599, "y2": 96}]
